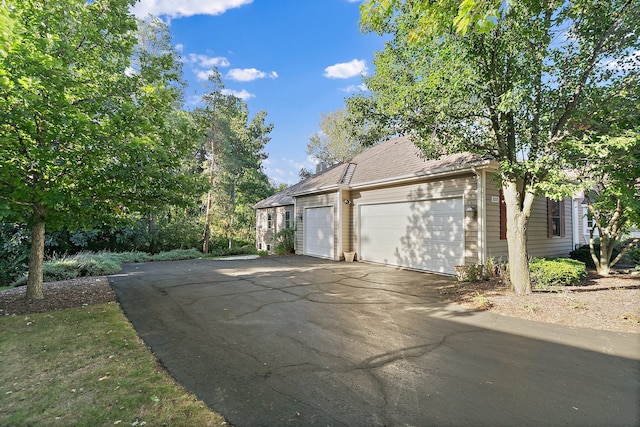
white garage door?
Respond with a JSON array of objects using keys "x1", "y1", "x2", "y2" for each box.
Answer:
[
  {"x1": 304, "y1": 206, "x2": 334, "y2": 258},
  {"x1": 359, "y1": 198, "x2": 464, "y2": 274}
]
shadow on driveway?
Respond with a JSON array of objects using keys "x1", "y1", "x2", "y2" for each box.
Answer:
[{"x1": 109, "y1": 256, "x2": 640, "y2": 427}]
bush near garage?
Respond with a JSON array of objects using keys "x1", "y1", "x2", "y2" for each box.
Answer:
[
  {"x1": 274, "y1": 228, "x2": 295, "y2": 255},
  {"x1": 529, "y1": 258, "x2": 587, "y2": 288}
]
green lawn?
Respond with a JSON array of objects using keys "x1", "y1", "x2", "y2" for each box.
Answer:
[{"x1": 0, "y1": 302, "x2": 226, "y2": 426}]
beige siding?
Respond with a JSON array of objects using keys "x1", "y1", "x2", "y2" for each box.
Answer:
[
  {"x1": 294, "y1": 192, "x2": 338, "y2": 259},
  {"x1": 484, "y1": 184, "x2": 507, "y2": 260},
  {"x1": 485, "y1": 182, "x2": 574, "y2": 261},
  {"x1": 350, "y1": 174, "x2": 478, "y2": 266},
  {"x1": 255, "y1": 205, "x2": 293, "y2": 253},
  {"x1": 342, "y1": 190, "x2": 354, "y2": 254}
]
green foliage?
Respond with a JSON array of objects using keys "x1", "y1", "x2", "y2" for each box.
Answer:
[
  {"x1": 529, "y1": 258, "x2": 587, "y2": 288},
  {"x1": 195, "y1": 69, "x2": 273, "y2": 253},
  {"x1": 11, "y1": 249, "x2": 204, "y2": 286},
  {"x1": 257, "y1": 250, "x2": 269, "y2": 257},
  {"x1": 454, "y1": 264, "x2": 485, "y2": 282},
  {"x1": 0, "y1": 1, "x2": 207, "y2": 297},
  {"x1": 0, "y1": 223, "x2": 30, "y2": 286},
  {"x1": 274, "y1": 228, "x2": 295, "y2": 255},
  {"x1": 621, "y1": 248, "x2": 640, "y2": 266},
  {"x1": 149, "y1": 248, "x2": 203, "y2": 262},
  {"x1": 570, "y1": 244, "x2": 621, "y2": 269},
  {"x1": 100, "y1": 251, "x2": 152, "y2": 264},
  {"x1": 308, "y1": 109, "x2": 366, "y2": 164},
  {"x1": 355, "y1": 0, "x2": 639, "y2": 294}
]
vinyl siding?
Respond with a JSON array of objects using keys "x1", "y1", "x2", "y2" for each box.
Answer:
[
  {"x1": 342, "y1": 190, "x2": 354, "y2": 254},
  {"x1": 294, "y1": 192, "x2": 338, "y2": 259},
  {"x1": 350, "y1": 174, "x2": 478, "y2": 266},
  {"x1": 485, "y1": 182, "x2": 574, "y2": 260}
]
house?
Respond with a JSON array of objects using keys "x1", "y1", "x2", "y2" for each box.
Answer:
[
  {"x1": 254, "y1": 191, "x2": 294, "y2": 253},
  {"x1": 254, "y1": 136, "x2": 577, "y2": 274}
]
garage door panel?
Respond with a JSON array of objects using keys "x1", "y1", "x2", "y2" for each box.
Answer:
[
  {"x1": 359, "y1": 198, "x2": 463, "y2": 274},
  {"x1": 304, "y1": 206, "x2": 334, "y2": 258}
]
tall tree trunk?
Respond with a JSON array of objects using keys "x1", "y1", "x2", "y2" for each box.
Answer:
[
  {"x1": 26, "y1": 204, "x2": 46, "y2": 301},
  {"x1": 228, "y1": 176, "x2": 237, "y2": 250},
  {"x1": 502, "y1": 180, "x2": 535, "y2": 295},
  {"x1": 203, "y1": 191, "x2": 213, "y2": 254},
  {"x1": 597, "y1": 235, "x2": 612, "y2": 275},
  {"x1": 203, "y1": 122, "x2": 218, "y2": 254}
]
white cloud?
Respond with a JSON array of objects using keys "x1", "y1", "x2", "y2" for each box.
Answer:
[
  {"x1": 226, "y1": 68, "x2": 279, "y2": 82},
  {"x1": 184, "y1": 53, "x2": 230, "y2": 68},
  {"x1": 185, "y1": 93, "x2": 204, "y2": 107},
  {"x1": 174, "y1": 43, "x2": 184, "y2": 52},
  {"x1": 131, "y1": 0, "x2": 253, "y2": 19},
  {"x1": 184, "y1": 54, "x2": 230, "y2": 81},
  {"x1": 341, "y1": 83, "x2": 368, "y2": 93},
  {"x1": 324, "y1": 59, "x2": 367, "y2": 79},
  {"x1": 196, "y1": 70, "x2": 214, "y2": 81},
  {"x1": 263, "y1": 156, "x2": 317, "y2": 185},
  {"x1": 222, "y1": 88, "x2": 254, "y2": 100}
]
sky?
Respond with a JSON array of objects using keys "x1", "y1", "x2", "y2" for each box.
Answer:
[{"x1": 129, "y1": 0, "x2": 387, "y2": 186}]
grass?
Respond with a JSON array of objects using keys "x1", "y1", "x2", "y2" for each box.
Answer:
[{"x1": 0, "y1": 303, "x2": 226, "y2": 426}]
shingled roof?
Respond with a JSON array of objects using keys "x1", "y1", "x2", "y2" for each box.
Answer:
[{"x1": 254, "y1": 136, "x2": 492, "y2": 208}]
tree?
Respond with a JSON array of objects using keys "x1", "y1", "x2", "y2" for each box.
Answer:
[
  {"x1": 0, "y1": 1, "x2": 202, "y2": 299},
  {"x1": 356, "y1": 0, "x2": 639, "y2": 294},
  {"x1": 196, "y1": 69, "x2": 272, "y2": 253},
  {"x1": 578, "y1": 135, "x2": 640, "y2": 274},
  {"x1": 308, "y1": 109, "x2": 366, "y2": 164},
  {"x1": 564, "y1": 74, "x2": 640, "y2": 274},
  {"x1": 299, "y1": 167, "x2": 313, "y2": 180}
]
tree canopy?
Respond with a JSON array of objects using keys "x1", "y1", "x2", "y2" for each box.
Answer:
[
  {"x1": 355, "y1": 0, "x2": 640, "y2": 294},
  {"x1": 307, "y1": 109, "x2": 366, "y2": 165},
  {"x1": 0, "y1": 1, "x2": 204, "y2": 299}
]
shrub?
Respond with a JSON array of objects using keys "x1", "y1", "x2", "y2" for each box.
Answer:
[
  {"x1": 619, "y1": 247, "x2": 640, "y2": 266},
  {"x1": 150, "y1": 248, "x2": 203, "y2": 262},
  {"x1": 74, "y1": 253, "x2": 121, "y2": 277},
  {"x1": 529, "y1": 258, "x2": 587, "y2": 288},
  {"x1": 274, "y1": 228, "x2": 295, "y2": 255},
  {"x1": 43, "y1": 260, "x2": 80, "y2": 281},
  {"x1": 0, "y1": 223, "x2": 31, "y2": 286},
  {"x1": 569, "y1": 244, "x2": 620, "y2": 269},
  {"x1": 41, "y1": 252, "x2": 122, "y2": 282},
  {"x1": 454, "y1": 264, "x2": 485, "y2": 282},
  {"x1": 100, "y1": 251, "x2": 151, "y2": 264},
  {"x1": 257, "y1": 250, "x2": 269, "y2": 257}
]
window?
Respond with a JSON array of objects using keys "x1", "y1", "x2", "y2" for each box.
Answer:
[
  {"x1": 284, "y1": 211, "x2": 291, "y2": 229},
  {"x1": 547, "y1": 199, "x2": 565, "y2": 238},
  {"x1": 267, "y1": 212, "x2": 272, "y2": 229},
  {"x1": 582, "y1": 211, "x2": 599, "y2": 238},
  {"x1": 499, "y1": 190, "x2": 506, "y2": 240}
]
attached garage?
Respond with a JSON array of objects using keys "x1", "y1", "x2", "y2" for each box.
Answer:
[
  {"x1": 304, "y1": 206, "x2": 334, "y2": 258},
  {"x1": 358, "y1": 198, "x2": 464, "y2": 274}
]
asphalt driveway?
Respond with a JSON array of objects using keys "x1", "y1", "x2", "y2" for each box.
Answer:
[{"x1": 109, "y1": 256, "x2": 640, "y2": 426}]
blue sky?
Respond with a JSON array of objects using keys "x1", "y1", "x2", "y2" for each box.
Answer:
[{"x1": 130, "y1": 0, "x2": 386, "y2": 186}]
